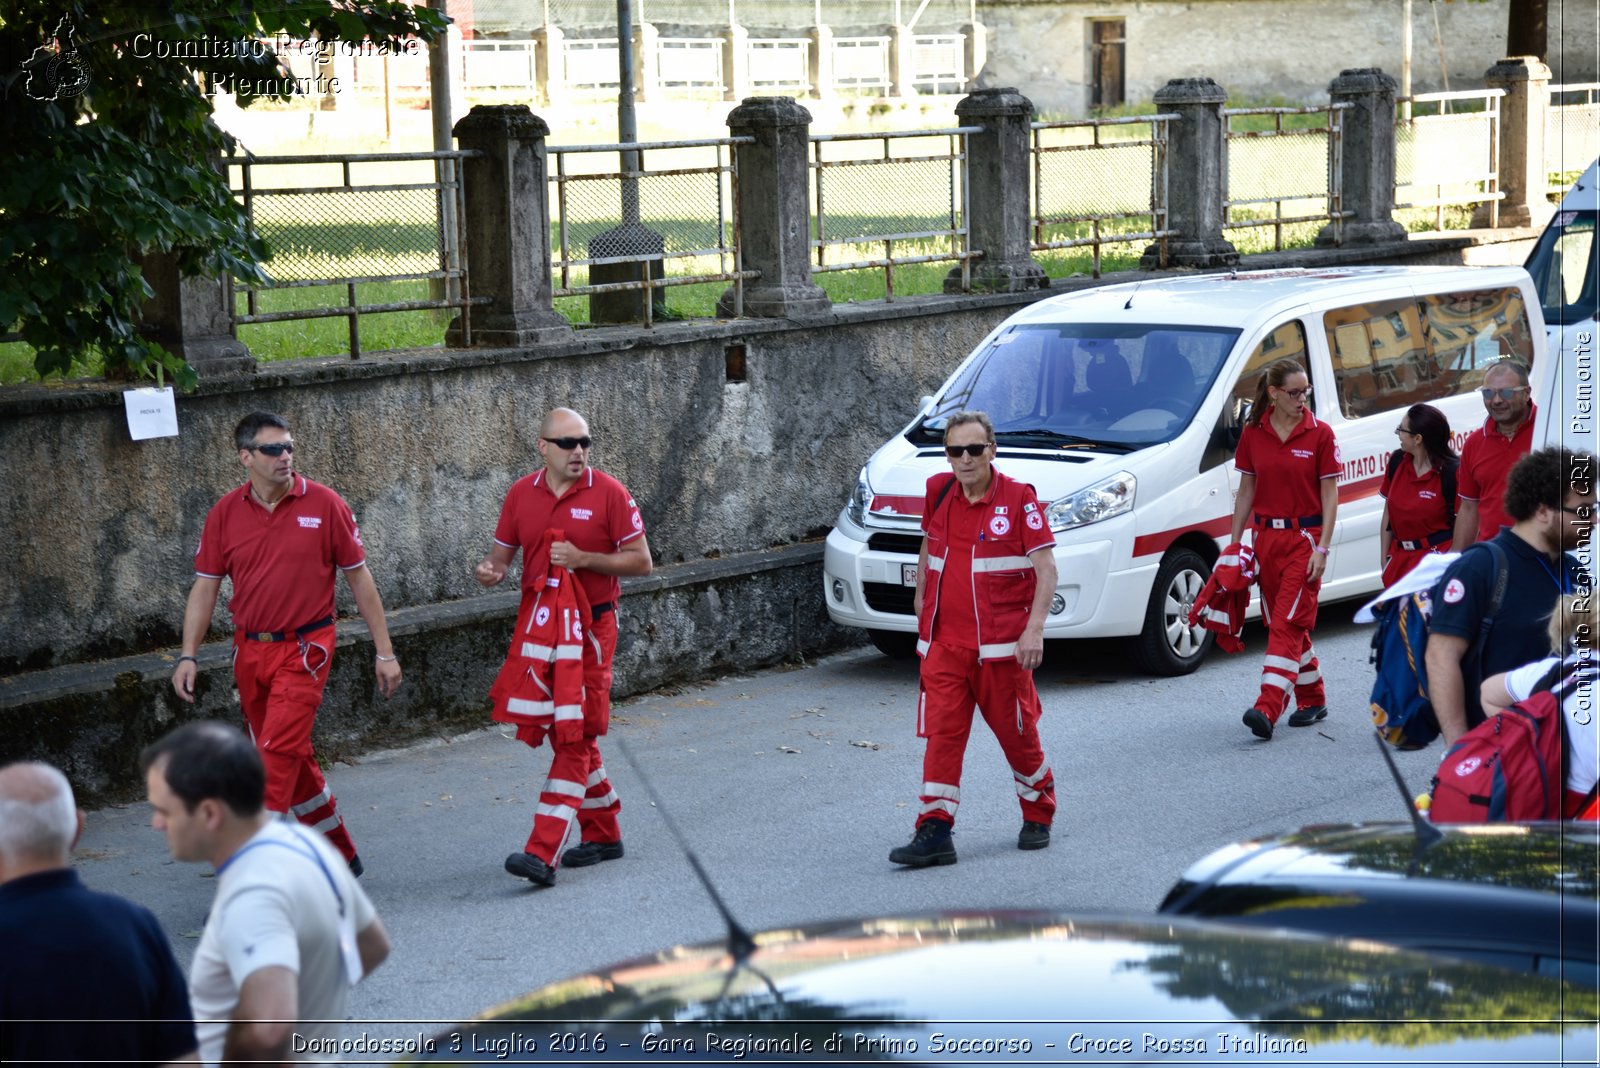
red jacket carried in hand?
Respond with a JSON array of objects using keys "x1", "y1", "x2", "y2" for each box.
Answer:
[
  {"x1": 1187, "y1": 536, "x2": 1257, "y2": 654},
  {"x1": 489, "y1": 528, "x2": 596, "y2": 746}
]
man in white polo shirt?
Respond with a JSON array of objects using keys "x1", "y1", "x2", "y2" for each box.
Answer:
[{"x1": 143, "y1": 721, "x2": 390, "y2": 1066}]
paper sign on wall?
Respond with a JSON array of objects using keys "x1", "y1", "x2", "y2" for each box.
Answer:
[{"x1": 124, "y1": 386, "x2": 179, "y2": 440}]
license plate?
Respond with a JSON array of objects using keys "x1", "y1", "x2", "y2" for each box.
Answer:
[{"x1": 901, "y1": 563, "x2": 919, "y2": 587}]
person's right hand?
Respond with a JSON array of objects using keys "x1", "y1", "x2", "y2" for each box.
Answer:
[
  {"x1": 474, "y1": 556, "x2": 506, "y2": 587},
  {"x1": 172, "y1": 660, "x2": 197, "y2": 703}
]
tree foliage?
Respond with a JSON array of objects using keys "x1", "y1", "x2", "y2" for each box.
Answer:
[{"x1": 0, "y1": 2, "x2": 447, "y2": 387}]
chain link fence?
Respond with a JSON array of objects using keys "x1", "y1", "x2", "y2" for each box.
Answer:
[
  {"x1": 533, "y1": 0, "x2": 974, "y2": 34},
  {"x1": 809, "y1": 128, "x2": 978, "y2": 298},
  {"x1": 1395, "y1": 89, "x2": 1505, "y2": 229},
  {"x1": 1222, "y1": 104, "x2": 1351, "y2": 252},
  {"x1": 1030, "y1": 115, "x2": 1177, "y2": 276},
  {"x1": 1548, "y1": 82, "x2": 1600, "y2": 186}
]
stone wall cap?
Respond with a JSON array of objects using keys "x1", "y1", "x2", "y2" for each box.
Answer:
[
  {"x1": 954, "y1": 86, "x2": 1034, "y2": 117},
  {"x1": 726, "y1": 96, "x2": 813, "y2": 128},
  {"x1": 1152, "y1": 77, "x2": 1227, "y2": 105},
  {"x1": 1485, "y1": 55, "x2": 1553, "y2": 82},
  {"x1": 452, "y1": 104, "x2": 550, "y2": 140},
  {"x1": 1328, "y1": 67, "x2": 1398, "y2": 95}
]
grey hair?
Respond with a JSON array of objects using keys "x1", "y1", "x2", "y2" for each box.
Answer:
[
  {"x1": 944, "y1": 410, "x2": 996, "y2": 443},
  {"x1": 0, "y1": 762, "x2": 77, "y2": 863}
]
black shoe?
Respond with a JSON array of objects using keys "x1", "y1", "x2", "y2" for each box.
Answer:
[
  {"x1": 889, "y1": 821, "x2": 957, "y2": 867},
  {"x1": 347, "y1": 854, "x2": 365, "y2": 879},
  {"x1": 1288, "y1": 704, "x2": 1328, "y2": 727},
  {"x1": 1018, "y1": 821, "x2": 1051, "y2": 851},
  {"x1": 504, "y1": 852, "x2": 556, "y2": 886},
  {"x1": 562, "y1": 839, "x2": 624, "y2": 868},
  {"x1": 1242, "y1": 709, "x2": 1274, "y2": 740}
]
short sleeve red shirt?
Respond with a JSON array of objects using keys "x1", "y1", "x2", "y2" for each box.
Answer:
[
  {"x1": 194, "y1": 475, "x2": 366, "y2": 634},
  {"x1": 1234, "y1": 410, "x2": 1340, "y2": 519},
  {"x1": 493, "y1": 467, "x2": 645, "y2": 605},
  {"x1": 1457, "y1": 407, "x2": 1536, "y2": 541},
  {"x1": 1380, "y1": 458, "x2": 1454, "y2": 540}
]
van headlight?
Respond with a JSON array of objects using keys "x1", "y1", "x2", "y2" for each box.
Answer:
[
  {"x1": 845, "y1": 468, "x2": 871, "y2": 527},
  {"x1": 1046, "y1": 471, "x2": 1136, "y2": 531}
]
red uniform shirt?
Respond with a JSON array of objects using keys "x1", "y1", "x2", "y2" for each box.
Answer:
[
  {"x1": 1235, "y1": 410, "x2": 1340, "y2": 520},
  {"x1": 1458, "y1": 407, "x2": 1536, "y2": 542},
  {"x1": 1380, "y1": 459, "x2": 1454, "y2": 541},
  {"x1": 194, "y1": 475, "x2": 366, "y2": 634},
  {"x1": 493, "y1": 467, "x2": 645, "y2": 606}
]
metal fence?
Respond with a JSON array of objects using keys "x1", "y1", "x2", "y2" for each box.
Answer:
[
  {"x1": 809, "y1": 127, "x2": 979, "y2": 298},
  {"x1": 1548, "y1": 82, "x2": 1600, "y2": 184},
  {"x1": 547, "y1": 137, "x2": 757, "y2": 327},
  {"x1": 224, "y1": 151, "x2": 482, "y2": 357},
  {"x1": 1029, "y1": 114, "x2": 1178, "y2": 276},
  {"x1": 1222, "y1": 104, "x2": 1351, "y2": 251},
  {"x1": 1395, "y1": 88, "x2": 1505, "y2": 229}
]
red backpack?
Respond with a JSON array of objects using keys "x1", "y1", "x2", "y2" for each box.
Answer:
[{"x1": 1429, "y1": 663, "x2": 1591, "y2": 823}]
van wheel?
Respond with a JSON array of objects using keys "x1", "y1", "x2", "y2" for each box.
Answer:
[
  {"x1": 1132, "y1": 548, "x2": 1215, "y2": 676},
  {"x1": 867, "y1": 629, "x2": 918, "y2": 659}
]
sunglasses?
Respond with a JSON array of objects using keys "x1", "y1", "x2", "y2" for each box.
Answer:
[
  {"x1": 249, "y1": 442, "x2": 294, "y2": 457},
  {"x1": 1480, "y1": 387, "x2": 1528, "y2": 401},
  {"x1": 543, "y1": 436, "x2": 593, "y2": 451},
  {"x1": 944, "y1": 443, "x2": 991, "y2": 458}
]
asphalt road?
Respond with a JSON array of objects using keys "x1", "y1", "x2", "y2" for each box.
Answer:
[{"x1": 75, "y1": 598, "x2": 1445, "y2": 1044}]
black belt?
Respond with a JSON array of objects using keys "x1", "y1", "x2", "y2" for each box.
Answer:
[
  {"x1": 1397, "y1": 529, "x2": 1453, "y2": 552},
  {"x1": 1255, "y1": 513, "x2": 1323, "y2": 530},
  {"x1": 591, "y1": 601, "x2": 614, "y2": 618},
  {"x1": 241, "y1": 616, "x2": 335, "y2": 642}
]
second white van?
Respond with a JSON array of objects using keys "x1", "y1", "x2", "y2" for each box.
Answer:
[{"x1": 823, "y1": 265, "x2": 1545, "y2": 675}]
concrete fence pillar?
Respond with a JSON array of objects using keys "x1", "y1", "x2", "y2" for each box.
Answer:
[
  {"x1": 1473, "y1": 55, "x2": 1553, "y2": 229},
  {"x1": 808, "y1": 25, "x2": 834, "y2": 100},
  {"x1": 634, "y1": 23, "x2": 659, "y2": 104},
  {"x1": 718, "y1": 96, "x2": 830, "y2": 319},
  {"x1": 1140, "y1": 77, "x2": 1237, "y2": 269},
  {"x1": 138, "y1": 253, "x2": 255, "y2": 376},
  {"x1": 721, "y1": 24, "x2": 749, "y2": 102},
  {"x1": 447, "y1": 105, "x2": 571, "y2": 347},
  {"x1": 947, "y1": 87, "x2": 1046, "y2": 294},
  {"x1": 962, "y1": 21, "x2": 986, "y2": 93},
  {"x1": 1317, "y1": 67, "x2": 1406, "y2": 247},
  {"x1": 533, "y1": 24, "x2": 565, "y2": 107},
  {"x1": 889, "y1": 24, "x2": 912, "y2": 98}
]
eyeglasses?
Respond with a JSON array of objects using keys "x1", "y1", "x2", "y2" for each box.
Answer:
[
  {"x1": 944, "y1": 443, "x2": 991, "y2": 458},
  {"x1": 249, "y1": 442, "x2": 294, "y2": 457},
  {"x1": 1395, "y1": 426, "x2": 1418, "y2": 436},
  {"x1": 543, "y1": 436, "x2": 593, "y2": 451},
  {"x1": 1480, "y1": 387, "x2": 1529, "y2": 401},
  {"x1": 1559, "y1": 503, "x2": 1594, "y2": 518},
  {"x1": 1275, "y1": 386, "x2": 1313, "y2": 399}
]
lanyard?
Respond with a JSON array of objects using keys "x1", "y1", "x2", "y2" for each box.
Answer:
[
  {"x1": 217, "y1": 824, "x2": 345, "y2": 918},
  {"x1": 1533, "y1": 553, "x2": 1572, "y2": 595}
]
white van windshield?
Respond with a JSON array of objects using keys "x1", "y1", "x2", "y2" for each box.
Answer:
[
  {"x1": 1526, "y1": 210, "x2": 1598, "y2": 326},
  {"x1": 912, "y1": 324, "x2": 1240, "y2": 450}
]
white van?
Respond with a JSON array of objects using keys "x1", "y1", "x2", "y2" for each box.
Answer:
[
  {"x1": 823, "y1": 265, "x2": 1544, "y2": 675},
  {"x1": 1528, "y1": 159, "x2": 1599, "y2": 451}
]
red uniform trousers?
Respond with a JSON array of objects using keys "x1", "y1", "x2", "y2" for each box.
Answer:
[
  {"x1": 522, "y1": 610, "x2": 623, "y2": 865},
  {"x1": 233, "y1": 624, "x2": 357, "y2": 861},
  {"x1": 916, "y1": 640, "x2": 1056, "y2": 829},
  {"x1": 1250, "y1": 527, "x2": 1327, "y2": 722}
]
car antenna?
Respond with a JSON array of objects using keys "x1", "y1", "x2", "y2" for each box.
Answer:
[
  {"x1": 1123, "y1": 282, "x2": 1143, "y2": 310},
  {"x1": 612, "y1": 733, "x2": 782, "y2": 1006},
  {"x1": 1372, "y1": 731, "x2": 1444, "y2": 852}
]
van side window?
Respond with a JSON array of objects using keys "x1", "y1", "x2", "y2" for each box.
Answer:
[
  {"x1": 1231, "y1": 320, "x2": 1308, "y2": 426},
  {"x1": 1324, "y1": 287, "x2": 1534, "y2": 419}
]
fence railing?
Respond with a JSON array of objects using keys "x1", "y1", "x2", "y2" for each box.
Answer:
[
  {"x1": 224, "y1": 151, "x2": 483, "y2": 358},
  {"x1": 809, "y1": 127, "x2": 980, "y2": 299},
  {"x1": 1547, "y1": 82, "x2": 1600, "y2": 185},
  {"x1": 1222, "y1": 103, "x2": 1352, "y2": 250},
  {"x1": 1029, "y1": 114, "x2": 1179, "y2": 276},
  {"x1": 1395, "y1": 88, "x2": 1505, "y2": 229},
  {"x1": 547, "y1": 137, "x2": 758, "y2": 327}
]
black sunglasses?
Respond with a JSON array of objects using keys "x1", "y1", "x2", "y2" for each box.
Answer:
[
  {"x1": 944, "y1": 443, "x2": 991, "y2": 458},
  {"x1": 543, "y1": 436, "x2": 593, "y2": 451},
  {"x1": 250, "y1": 442, "x2": 294, "y2": 457}
]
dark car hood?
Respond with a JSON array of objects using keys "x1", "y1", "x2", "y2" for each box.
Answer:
[{"x1": 411, "y1": 912, "x2": 1597, "y2": 1063}]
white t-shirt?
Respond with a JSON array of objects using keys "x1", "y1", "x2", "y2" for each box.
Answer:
[
  {"x1": 1503, "y1": 655, "x2": 1600, "y2": 798},
  {"x1": 190, "y1": 820, "x2": 377, "y2": 1066}
]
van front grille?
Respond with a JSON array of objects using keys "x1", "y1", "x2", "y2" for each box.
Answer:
[
  {"x1": 867, "y1": 533, "x2": 922, "y2": 556},
  {"x1": 863, "y1": 583, "x2": 916, "y2": 615}
]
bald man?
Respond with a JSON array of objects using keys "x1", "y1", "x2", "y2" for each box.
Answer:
[
  {"x1": 0, "y1": 761, "x2": 197, "y2": 1066},
  {"x1": 477, "y1": 407, "x2": 652, "y2": 886}
]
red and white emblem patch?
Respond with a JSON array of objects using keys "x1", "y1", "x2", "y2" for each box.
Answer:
[
  {"x1": 1026, "y1": 511, "x2": 1044, "y2": 531},
  {"x1": 989, "y1": 515, "x2": 1011, "y2": 536},
  {"x1": 631, "y1": 509, "x2": 644, "y2": 531},
  {"x1": 1453, "y1": 756, "x2": 1482, "y2": 777},
  {"x1": 1443, "y1": 578, "x2": 1466, "y2": 604},
  {"x1": 535, "y1": 606, "x2": 551, "y2": 627}
]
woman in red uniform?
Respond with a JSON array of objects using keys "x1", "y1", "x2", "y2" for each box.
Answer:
[
  {"x1": 1378, "y1": 403, "x2": 1457, "y2": 587},
  {"x1": 1229, "y1": 359, "x2": 1340, "y2": 741}
]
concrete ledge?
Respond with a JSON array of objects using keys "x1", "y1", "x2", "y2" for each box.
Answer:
[{"x1": 0, "y1": 541, "x2": 854, "y2": 804}]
